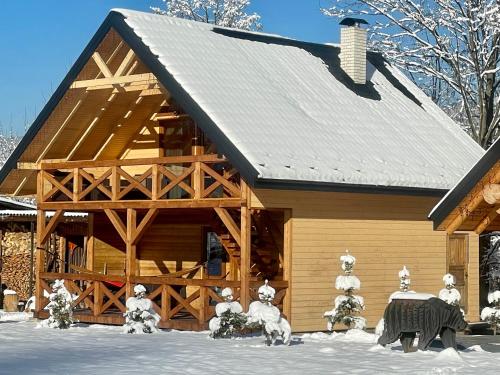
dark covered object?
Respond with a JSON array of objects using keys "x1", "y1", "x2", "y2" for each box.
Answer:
[{"x1": 378, "y1": 298, "x2": 467, "y2": 352}]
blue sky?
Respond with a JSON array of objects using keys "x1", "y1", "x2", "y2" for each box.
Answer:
[{"x1": 0, "y1": 0, "x2": 340, "y2": 134}]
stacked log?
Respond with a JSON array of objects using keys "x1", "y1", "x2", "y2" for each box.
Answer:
[{"x1": 1, "y1": 232, "x2": 34, "y2": 300}]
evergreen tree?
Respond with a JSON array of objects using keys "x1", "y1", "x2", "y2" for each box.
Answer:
[
  {"x1": 209, "y1": 287, "x2": 247, "y2": 338},
  {"x1": 246, "y1": 280, "x2": 291, "y2": 346},
  {"x1": 324, "y1": 251, "x2": 365, "y2": 330},
  {"x1": 481, "y1": 291, "x2": 500, "y2": 335},
  {"x1": 123, "y1": 284, "x2": 160, "y2": 334},
  {"x1": 439, "y1": 273, "x2": 461, "y2": 307},
  {"x1": 45, "y1": 279, "x2": 73, "y2": 329},
  {"x1": 398, "y1": 266, "x2": 411, "y2": 292}
]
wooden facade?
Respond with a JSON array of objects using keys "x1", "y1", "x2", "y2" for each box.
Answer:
[
  {"x1": 0, "y1": 23, "x2": 484, "y2": 333},
  {"x1": 252, "y1": 189, "x2": 480, "y2": 331}
]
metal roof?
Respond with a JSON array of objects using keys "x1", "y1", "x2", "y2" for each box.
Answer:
[{"x1": 116, "y1": 9, "x2": 483, "y2": 191}]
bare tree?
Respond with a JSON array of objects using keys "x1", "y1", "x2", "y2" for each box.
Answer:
[
  {"x1": 322, "y1": 0, "x2": 500, "y2": 148},
  {"x1": 152, "y1": 0, "x2": 262, "y2": 31}
]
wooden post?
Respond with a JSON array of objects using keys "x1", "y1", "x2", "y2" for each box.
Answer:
[
  {"x1": 126, "y1": 208, "x2": 137, "y2": 300},
  {"x1": 86, "y1": 213, "x2": 95, "y2": 271},
  {"x1": 239, "y1": 179, "x2": 251, "y2": 311},
  {"x1": 283, "y1": 209, "x2": 292, "y2": 322},
  {"x1": 29, "y1": 221, "x2": 35, "y2": 297},
  {"x1": 192, "y1": 146, "x2": 204, "y2": 199},
  {"x1": 35, "y1": 209, "x2": 46, "y2": 315},
  {"x1": 58, "y1": 235, "x2": 66, "y2": 273}
]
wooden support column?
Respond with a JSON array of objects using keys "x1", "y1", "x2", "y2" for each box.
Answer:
[
  {"x1": 192, "y1": 146, "x2": 204, "y2": 199},
  {"x1": 239, "y1": 179, "x2": 251, "y2": 311},
  {"x1": 126, "y1": 208, "x2": 137, "y2": 299},
  {"x1": 35, "y1": 209, "x2": 47, "y2": 315},
  {"x1": 283, "y1": 209, "x2": 292, "y2": 321},
  {"x1": 86, "y1": 213, "x2": 95, "y2": 271}
]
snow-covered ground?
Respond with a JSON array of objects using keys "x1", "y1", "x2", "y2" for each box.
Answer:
[{"x1": 0, "y1": 318, "x2": 498, "y2": 374}]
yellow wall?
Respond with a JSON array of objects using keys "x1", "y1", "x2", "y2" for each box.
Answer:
[
  {"x1": 251, "y1": 188, "x2": 479, "y2": 332},
  {"x1": 92, "y1": 212, "x2": 204, "y2": 278}
]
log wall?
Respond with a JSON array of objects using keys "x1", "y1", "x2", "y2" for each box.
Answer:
[{"x1": 251, "y1": 188, "x2": 480, "y2": 332}]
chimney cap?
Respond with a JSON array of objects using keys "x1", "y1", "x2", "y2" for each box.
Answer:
[{"x1": 339, "y1": 17, "x2": 369, "y2": 27}]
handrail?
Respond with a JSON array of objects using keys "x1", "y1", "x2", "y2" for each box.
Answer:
[
  {"x1": 40, "y1": 272, "x2": 126, "y2": 283},
  {"x1": 39, "y1": 154, "x2": 226, "y2": 170}
]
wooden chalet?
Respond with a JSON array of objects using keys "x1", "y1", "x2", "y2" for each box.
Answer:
[{"x1": 0, "y1": 10, "x2": 485, "y2": 331}]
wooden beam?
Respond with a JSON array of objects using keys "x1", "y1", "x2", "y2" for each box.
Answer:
[
  {"x1": 71, "y1": 73, "x2": 156, "y2": 89},
  {"x1": 40, "y1": 154, "x2": 225, "y2": 170},
  {"x1": 214, "y1": 208, "x2": 241, "y2": 246},
  {"x1": 17, "y1": 162, "x2": 37, "y2": 170},
  {"x1": 104, "y1": 209, "x2": 127, "y2": 243},
  {"x1": 239, "y1": 180, "x2": 251, "y2": 311},
  {"x1": 126, "y1": 208, "x2": 138, "y2": 299},
  {"x1": 92, "y1": 52, "x2": 113, "y2": 78},
  {"x1": 483, "y1": 184, "x2": 500, "y2": 205},
  {"x1": 39, "y1": 198, "x2": 243, "y2": 211},
  {"x1": 66, "y1": 94, "x2": 117, "y2": 160},
  {"x1": 39, "y1": 210, "x2": 64, "y2": 245},
  {"x1": 446, "y1": 165, "x2": 500, "y2": 234},
  {"x1": 474, "y1": 206, "x2": 500, "y2": 234},
  {"x1": 35, "y1": 209, "x2": 46, "y2": 314},
  {"x1": 114, "y1": 49, "x2": 135, "y2": 77},
  {"x1": 131, "y1": 208, "x2": 158, "y2": 245},
  {"x1": 86, "y1": 213, "x2": 95, "y2": 271}
]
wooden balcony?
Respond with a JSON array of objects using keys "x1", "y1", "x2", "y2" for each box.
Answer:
[
  {"x1": 37, "y1": 272, "x2": 288, "y2": 330},
  {"x1": 37, "y1": 155, "x2": 243, "y2": 210}
]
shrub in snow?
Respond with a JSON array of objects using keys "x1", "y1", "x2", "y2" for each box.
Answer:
[
  {"x1": 123, "y1": 284, "x2": 160, "y2": 334},
  {"x1": 324, "y1": 251, "x2": 366, "y2": 330},
  {"x1": 246, "y1": 280, "x2": 291, "y2": 346},
  {"x1": 209, "y1": 287, "x2": 247, "y2": 338},
  {"x1": 439, "y1": 274, "x2": 461, "y2": 307},
  {"x1": 399, "y1": 266, "x2": 411, "y2": 292},
  {"x1": 481, "y1": 291, "x2": 500, "y2": 335},
  {"x1": 44, "y1": 279, "x2": 73, "y2": 329}
]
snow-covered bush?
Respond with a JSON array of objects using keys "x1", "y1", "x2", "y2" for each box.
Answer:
[
  {"x1": 481, "y1": 291, "x2": 500, "y2": 335},
  {"x1": 209, "y1": 287, "x2": 246, "y2": 338},
  {"x1": 439, "y1": 273, "x2": 461, "y2": 307},
  {"x1": 44, "y1": 279, "x2": 73, "y2": 329},
  {"x1": 399, "y1": 266, "x2": 410, "y2": 292},
  {"x1": 324, "y1": 250, "x2": 366, "y2": 330},
  {"x1": 123, "y1": 284, "x2": 160, "y2": 334},
  {"x1": 246, "y1": 280, "x2": 291, "y2": 346}
]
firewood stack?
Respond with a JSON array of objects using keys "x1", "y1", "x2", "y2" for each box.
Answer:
[{"x1": 1, "y1": 232, "x2": 34, "y2": 300}]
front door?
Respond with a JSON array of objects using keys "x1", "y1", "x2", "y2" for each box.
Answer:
[{"x1": 447, "y1": 234, "x2": 469, "y2": 312}]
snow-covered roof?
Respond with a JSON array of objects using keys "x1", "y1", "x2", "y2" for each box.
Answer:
[
  {"x1": 112, "y1": 9, "x2": 483, "y2": 191},
  {"x1": 0, "y1": 210, "x2": 87, "y2": 218},
  {"x1": 0, "y1": 196, "x2": 35, "y2": 210},
  {"x1": 429, "y1": 137, "x2": 500, "y2": 228}
]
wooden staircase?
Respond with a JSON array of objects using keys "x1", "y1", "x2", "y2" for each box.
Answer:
[{"x1": 211, "y1": 209, "x2": 283, "y2": 280}]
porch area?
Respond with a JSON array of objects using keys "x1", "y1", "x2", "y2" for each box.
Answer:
[{"x1": 34, "y1": 155, "x2": 290, "y2": 330}]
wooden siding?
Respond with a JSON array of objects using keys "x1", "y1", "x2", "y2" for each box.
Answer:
[
  {"x1": 93, "y1": 213, "x2": 203, "y2": 277},
  {"x1": 251, "y1": 189, "x2": 480, "y2": 332},
  {"x1": 138, "y1": 223, "x2": 203, "y2": 276}
]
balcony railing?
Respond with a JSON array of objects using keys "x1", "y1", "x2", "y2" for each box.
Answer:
[
  {"x1": 37, "y1": 272, "x2": 288, "y2": 330},
  {"x1": 37, "y1": 155, "x2": 242, "y2": 210}
]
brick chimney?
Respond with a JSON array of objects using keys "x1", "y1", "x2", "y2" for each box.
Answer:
[{"x1": 340, "y1": 18, "x2": 368, "y2": 85}]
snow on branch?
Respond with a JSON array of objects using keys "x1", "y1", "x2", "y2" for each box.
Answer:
[
  {"x1": 152, "y1": 0, "x2": 262, "y2": 30},
  {"x1": 322, "y1": 0, "x2": 500, "y2": 148}
]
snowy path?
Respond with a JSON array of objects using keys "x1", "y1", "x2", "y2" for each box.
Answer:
[{"x1": 0, "y1": 321, "x2": 498, "y2": 374}]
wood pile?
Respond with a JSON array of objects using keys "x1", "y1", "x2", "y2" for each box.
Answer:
[{"x1": 1, "y1": 232, "x2": 34, "y2": 300}]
